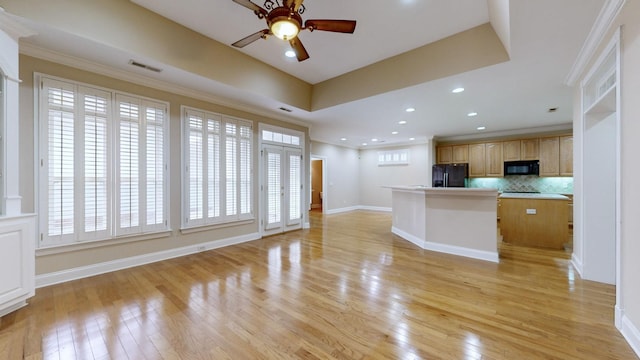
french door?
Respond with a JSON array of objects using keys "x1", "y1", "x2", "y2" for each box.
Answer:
[{"x1": 262, "y1": 144, "x2": 302, "y2": 236}]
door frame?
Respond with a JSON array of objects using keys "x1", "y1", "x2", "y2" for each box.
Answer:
[
  {"x1": 258, "y1": 124, "x2": 305, "y2": 237},
  {"x1": 310, "y1": 154, "x2": 327, "y2": 215}
]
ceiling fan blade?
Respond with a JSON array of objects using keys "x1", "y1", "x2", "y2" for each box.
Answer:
[
  {"x1": 305, "y1": 19, "x2": 357, "y2": 33},
  {"x1": 232, "y1": 29, "x2": 270, "y2": 48},
  {"x1": 232, "y1": 0, "x2": 267, "y2": 17},
  {"x1": 289, "y1": 38, "x2": 310, "y2": 62},
  {"x1": 293, "y1": 0, "x2": 304, "y2": 12}
]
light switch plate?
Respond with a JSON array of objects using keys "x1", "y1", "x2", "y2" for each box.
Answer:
[{"x1": 526, "y1": 208, "x2": 537, "y2": 215}]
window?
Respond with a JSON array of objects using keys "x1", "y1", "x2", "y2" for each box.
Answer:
[
  {"x1": 377, "y1": 149, "x2": 410, "y2": 166},
  {"x1": 182, "y1": 107, "x2": 252, "y2": 228},
  {"x1": 38, "y1": 76, "x2": 169, "y2": 247}
]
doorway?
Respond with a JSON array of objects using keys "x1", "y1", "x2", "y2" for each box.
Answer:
[
  {"x1": 259, "y1": 125, "x2": 305, "y2": 236},
  {"x1": 311, "y1": 158, "x2": 324, "y2": 213}
]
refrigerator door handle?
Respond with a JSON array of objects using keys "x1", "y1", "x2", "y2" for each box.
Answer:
[{"x1": 444, "y1": 173, "x2": 449, "y2": 187}]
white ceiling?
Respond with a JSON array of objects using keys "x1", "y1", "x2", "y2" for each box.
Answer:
[{"x1": 13, "y1": 0, "x2": 605, "y2": 148}]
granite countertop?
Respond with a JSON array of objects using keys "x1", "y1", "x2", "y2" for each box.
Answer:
[{"x1": 499, "y1": 193, "x2": 570, "y2": 200}]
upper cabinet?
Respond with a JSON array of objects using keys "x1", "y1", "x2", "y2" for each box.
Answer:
[
  {"x1": 436, "y1": 145, "x2": 468, "y2": 164},
  {"x1": 521, "y1": 138, "x2": 540, "y2": 160},
  {"x1": 538, "y1": 135, "x2": 573, "y2": 177},
  {"x1": 559, "y1": 135, "x2": 573, "y2": 176},
  {"x1": 437, "y1": 133, "x2": 571, "y2": 177},
  {"x1": 503, "y1": 140, "x2": 521, "y2": 161},
  {"x1": 468, "y1": 143, "x2": 486, "y2": 177},
  {"x1": 539, "y1": 137, "x2": 560, "y2": 176},
  {"x1": 452, "y1": 144, "x2": 469, "y2": 163},
  {"x1": 503, "y1": 139, "x2": 539, "y2": 161},
  {"x1": 436, "y1": 146, "x2": 453, "y2": 164},
  {"x1": 485, "y1": 142, "x2": 503, "y2": 177}
]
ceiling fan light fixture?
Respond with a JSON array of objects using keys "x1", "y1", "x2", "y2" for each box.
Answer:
[{"x1": 271, "y1": 18, "x2": 300, "y2": 40}]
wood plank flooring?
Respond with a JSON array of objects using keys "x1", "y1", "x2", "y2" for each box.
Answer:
[{"x1": 1, "y1": 210, "x2": 637, "y2": 359}]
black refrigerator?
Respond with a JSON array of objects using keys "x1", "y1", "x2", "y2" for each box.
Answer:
[{"x1": 432, "y1": 164, "x2": 468, "y2": 187}]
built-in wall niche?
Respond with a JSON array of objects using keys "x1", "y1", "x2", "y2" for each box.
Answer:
[
  {"x1": 577, "y1": 29, "x2": 620, "y2": 289},
  {"x1": 584, "y1": 47, "x2": 616, "y2": 117}
]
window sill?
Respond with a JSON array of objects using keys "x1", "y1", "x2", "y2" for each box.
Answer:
[
  {"x1": 180, "y1": 218, "x2": 255, "y2": 235},
  {"x1": 36, "y1": 230, "x2": 173, "y2": 257}
]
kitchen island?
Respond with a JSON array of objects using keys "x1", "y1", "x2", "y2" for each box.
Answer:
[{"x1": 387, "y1": 186, "x2": 499, "y2": 262}]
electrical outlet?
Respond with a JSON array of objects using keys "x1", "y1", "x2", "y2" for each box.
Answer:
[{"x1": 526, "y1": 208, "x2": 537, "y2": 215}]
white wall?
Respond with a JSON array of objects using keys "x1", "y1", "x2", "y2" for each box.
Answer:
[
  {"x1": 359, "y1": 143, "x2": 431, "y2": 209},
  {"x1": 309, "y1": 141, "x2": 360, "y2": 213}
]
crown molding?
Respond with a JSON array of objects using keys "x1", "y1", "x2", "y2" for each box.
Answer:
[
  {"x1": 18, "y1": 42, "x2": 310, "y2": 129},
  {"x1": 565, "y1": 0, "x2": 626, "y2": 86},
  {"x1": 0, "y1": 8, "x2": 37, "y2": 40}
]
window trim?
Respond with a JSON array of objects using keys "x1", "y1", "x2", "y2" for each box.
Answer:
[{"x1": 35, "y1": 73, "x2": 170, "y2": 249}]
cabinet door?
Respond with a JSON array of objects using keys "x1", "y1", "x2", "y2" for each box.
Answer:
[
  {"x1": 485, "y1": 142, "x2": 504, "y2": 177},
  {"x1": 468, "y1": 143, "x2": 486, "y2": 177},
  {"x1": 436, "y1": 146, "x2": 452, "y2": 164},
  {"x1": 503, "y1": 140, "x2": 521, "y2": 161},
  {"x1": 452, "y1": 144, "x2": 469, "y2": 163},
  {"x1": 521, "y1": 138, "x2": 540, "y2": 160},
  {"x1": 559, "y1": 136, "x2": 573, "y2": 176},
  {"x1": 539, "y1": 137, "x2": 560, "y2": 176}
]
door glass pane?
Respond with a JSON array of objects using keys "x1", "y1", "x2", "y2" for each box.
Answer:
[
  {"x1": 289, "y1": 153, "x2": 301, "y2": 222},
  {"x1": 267, "y1": 151, "x2": 281, "y2": 225}
]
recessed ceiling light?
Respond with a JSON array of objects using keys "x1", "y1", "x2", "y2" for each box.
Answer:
[
  {"x1": 452, "y1": 87, "x2": 465, "y2": 93},
  {"x1": 391, "y1": 131, "x2": 398, "y2": 135},
  {"x1": 405, "y1": 107, "x2": 415, "y2": 112},
  {"x1": 477, "y1": 126, "x2": 486, "y2": 131},
  {"x1": 362, "y1": 142, "x2": 368, "y2": 146},
  {"x1": 340, "y1": 137, "x2": 347, "y2": 141},
  {"x1": 371, "y1": 138, "x2": 379, "y2": 142},
  {"x1": 467, "y1": 112, "x2": 478, "y2": 117},
  {"x1": 409, "y1": 137, "x2": 415, "y2": 141},
  {"x1": 398, "y1": 120, "x2": 407, "y2": 125},
  {"x1": 285, "y1": 50, "x2": 296, "y2": 58}
]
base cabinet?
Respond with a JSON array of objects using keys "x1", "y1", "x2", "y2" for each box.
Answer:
[{"x1": 0, "y1": 215, "x2": 36, "y2": 317}]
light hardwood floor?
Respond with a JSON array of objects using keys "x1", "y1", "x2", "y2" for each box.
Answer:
[{"x1": 0, "y1": 211, "x2": 637, "y2": 359}]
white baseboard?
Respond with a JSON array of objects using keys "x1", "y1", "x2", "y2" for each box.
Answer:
[
  {"x1": 311, "y1": 204, "x2": 322, "y2": 209},
  {"x1": 36, "y1": 232, "x2": 261, "y2": 288},
  {"x1": 621, "y1": 312, "x2": 640, "y2": 358},
  {"x1": 571, "y1": 253, "x2": 584, "y2": 278},
  {"x1": 391, "y1": 226, "x2": 425, "y2": 249},
  {"x1": 392, "y1": 226, "x2": 499, "y2": 263},
  {"x1": 0, "y1": 300, "x2": 29, "y2": 318},
  {"x1": 358, "y1": 205, "x2": 392, "y2": 212},
  {"x1": 325, "y1": 206, "x2": 360, "y2": 215},
  {"x1": 325, "y1": 205, "x2": 392, "y2": 215}
]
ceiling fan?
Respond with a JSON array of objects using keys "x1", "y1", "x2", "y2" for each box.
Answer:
[{"x1": 231, "y1": 0, "x2": 356, "y2": 62}]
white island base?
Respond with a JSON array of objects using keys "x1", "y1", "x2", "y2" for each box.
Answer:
[{"x1": 388, "y1": 187, "x2": 499, "y2": 263}]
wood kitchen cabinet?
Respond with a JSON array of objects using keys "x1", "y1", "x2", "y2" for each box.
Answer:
[
  {"x1": 503, "y1": 139, "x2": 539, "y2": 162},
  {"x1": 485, "y1": 142, "x2": 503, "y2": 176},
  {"x1": 539, "y1": 137, "x2": 560, "y2": 176},
  {"x1": 521, "y1": 138, "x2": 540, "y2": 160},
  {"x1": 468, "y1": 143, "x2": 486, "y2": 177},
  {"x1": 436, "y1": 146, "x2": 452, "y2": 164},
  {"x1": 452, "y1": 144, "x2": 469, "y2": 163},
  {"x1": 437, "y1": 145, "x2": 468, "y2": 164},
  {"x1": 560, "y1": 135, "x2": 573, "y2": 176},
  {"x1": 503, "y1": 140, "x2": 521, "y2": 161},
  {"x1": 500, "y1": 197, "x2": 568, "y2": 249}
]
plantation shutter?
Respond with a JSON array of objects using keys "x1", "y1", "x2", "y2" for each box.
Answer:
[
  {"x1": 207, "y1": 116, "x2": 221, "y2": 219},
  {"x1": 43, "y1": 79, "x2": 76, "y2": 244},
  {"x1": 145, "y1": 103, "x2": 166, "y2": 231},
  {"x1": 225, "y1": 123, "x2": 237, "y2": 217},
  {"x1": 287, "y1": 150, "x2": 301, "y2": 225},
  {"x1": 116, "y1": 95, "x2": 141, "y2": 235}
]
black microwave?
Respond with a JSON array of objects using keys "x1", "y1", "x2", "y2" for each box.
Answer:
[{"x1": 504, "y1": 160, "x2": 539, "y2": 176}]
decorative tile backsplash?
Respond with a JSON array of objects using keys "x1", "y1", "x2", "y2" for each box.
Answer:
[{"x1": 469, "y1": 176, "x2": 573, "y2": 194}]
